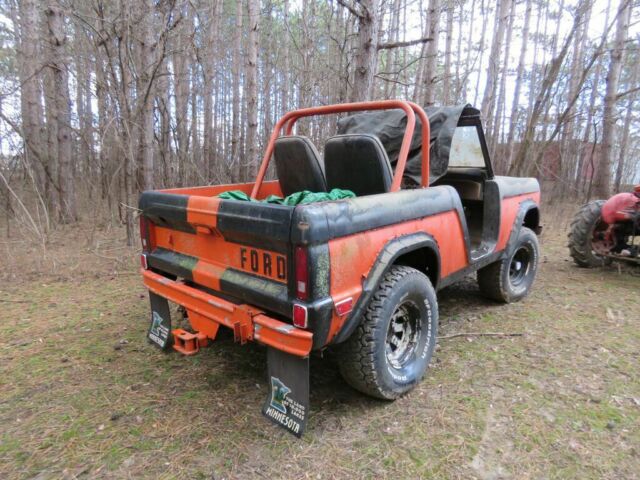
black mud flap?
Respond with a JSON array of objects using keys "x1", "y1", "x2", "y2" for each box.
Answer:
[
  {"x1": 262, "y1": 347, "x2": 310, "y2": 437},
  {"x1": 147, "y1": 292, "x2": 172, "y2": 350}
]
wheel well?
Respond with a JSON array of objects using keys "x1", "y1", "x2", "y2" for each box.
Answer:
[
  {"x1": 524, "y1": 207, "x2": 540, "y2": 232},
  {"x1": 394, "y1": 247, "x2": 439, "y2": 288}
]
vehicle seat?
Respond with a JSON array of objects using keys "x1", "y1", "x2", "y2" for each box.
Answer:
[
  {"x1": 274, "y1": 136, "x2": 327, "y2": 196},
  {"x1": 324, "y1": 134, "x2": 393, "y2": 196}
]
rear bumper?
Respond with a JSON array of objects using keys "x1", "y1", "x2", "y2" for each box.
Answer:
[{"x1": 142, "y1": 269, "x2": 313, "y2": 357}]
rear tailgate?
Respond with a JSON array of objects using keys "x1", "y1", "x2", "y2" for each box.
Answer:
[{"x1": 139, "y1": 191, "x2": 295, "y2": 317}]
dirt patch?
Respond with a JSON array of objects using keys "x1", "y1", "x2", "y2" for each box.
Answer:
[
  {"x1": 1, "y1": 212, "x2": 639, "y2": 479},
  {"x1": 470, "y1": 387, "x2": 515, "y2": 480}
]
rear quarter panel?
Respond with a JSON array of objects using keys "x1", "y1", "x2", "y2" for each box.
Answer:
[
  {"x1": 326, "y1": 210, "x2": 468, "y2": 340},
  {"x1": 292, "y1": 186, "x2": 469, "y2": 344},
  {"x1": 493, "y1": 176, "x2": 541, "y2": 251}
]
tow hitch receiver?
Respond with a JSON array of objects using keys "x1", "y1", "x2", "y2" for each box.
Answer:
[
  {"x1": 262, "y1": 347, "x2": 310, "y2": 437},
  {"x1": 172, "y1": 328, "x2": 209, "y2": 355}
]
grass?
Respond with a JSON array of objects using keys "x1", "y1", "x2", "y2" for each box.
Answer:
[{"x1": 0, "y1": 217, "x2": 639, "y2": 479}]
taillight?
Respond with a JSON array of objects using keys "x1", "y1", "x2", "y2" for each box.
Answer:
[
  {"x1": 295, "y1": 246, "x2": 308, "y2": 300},
  {"x1": 139, "y1": 216, "x2": 151, "y2": 252},
  {"x1": 140, "y1": 253, "x2": 148, "y2": 270},
  {"x1": 293, "y1": 304, "x2": 308, "y2": 329}
]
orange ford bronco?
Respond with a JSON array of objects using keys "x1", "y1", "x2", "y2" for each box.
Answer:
[{"x1": 139, "y1": 100, "x2": 541, "y2": 436}]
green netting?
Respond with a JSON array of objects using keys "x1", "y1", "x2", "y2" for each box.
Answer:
[{"x1": 218, "y1": 188, "x2": 356, "y2": 205}]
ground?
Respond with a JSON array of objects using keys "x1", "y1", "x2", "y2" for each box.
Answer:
[{"x1": 0, "y1": 210, "x2": 639, "y2": 480}]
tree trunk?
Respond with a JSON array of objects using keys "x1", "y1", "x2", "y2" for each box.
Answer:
[
  {"x1": 16, "y1": 0, "x2": 46, "y2": 198},
  {"x1": 595, "y1": 1, "x2": 631, "y2": 199},
  {"x1": 473, "y1": 0, "x2": 486, "y2": 106},
  {"x1": 245, "y1": 0, "x2": 259, "y2": 178},
  {"x1": 422, "y1": 0, "x2": 440, "y2": 106},
  {"x1": 137, "y1": 0, "x2": 155, "y2": 191},
  {"x1": 489, "y1": 0, "x2": 515, "y2": 162},
  {"x1": 231, "y1": 0, "x2": 243, "y2": 178},
  {"x1": 613, "y1": 31, "x2": 638, "y2": 191},
  {"x1": 509, "y1": 7, "x2": 582, "y2": 177},
  {"x1": 172, "y1": 7, "x2": 191, "y2": 186},
  {"x1": 203, "y1": 0, "x2": 221, "y2": 182},
  {"x1": 42, "y1": 62, "x2": 59, "y2": 219},
  {"x1": 351, "y1": 0, "x2": 380, "y2": 102},
  {"x1": 46, "y1": 4, "x2": 76, "y2": 222},
  {"x1": 281, "y1": 0, "x2": 291, "y2": 113},
  {"x1": 480, "y1": 0, "x2": 511, "y2": 132},
  {"x1": 505, "y1": 0, "x2": 532, "y2": 172},
  {"x1": 562, "y1": 3, "x2": 592, "y2": 184},
  {"x1": 442, "y1": 0, "x2": 453, "y2": 104}
]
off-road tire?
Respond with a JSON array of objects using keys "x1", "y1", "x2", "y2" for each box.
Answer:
[
  {"x1": 337, "y1": 266, "x2": 438, "y2": 400},
  {"x1": 477, "y1": 227, "x2": 539, "y2": 303},
  {"x1": 568, "y1": 200, "x2": 610, "y2": 268}
]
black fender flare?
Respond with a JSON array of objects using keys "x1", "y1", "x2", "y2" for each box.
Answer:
[
  {"x1": 506, "y1": 200, "x2": 540, "y2": 256},
  {"x1": 331, "y1": 232, "x2": 441, "y2": 345}
]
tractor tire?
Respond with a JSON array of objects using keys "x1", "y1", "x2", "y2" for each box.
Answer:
[
  {"x1": 477, "y1": 227, "x2": 539, "y2": 303},
  {"x1": 337, "y1": 266, "x2": 438, "y2": 400},
  {"x1": 568, "y1": 200, "x2": 611, "y2": 268}
]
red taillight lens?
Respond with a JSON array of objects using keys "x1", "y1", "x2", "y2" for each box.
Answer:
[
  {"x1": 139, "y1": 216, "x2": 150, "y2": 252},
  {"x1": 295, "y1": 246, "x2": 309, "y2": 300},
  {"x1": 293, "y1": 304, "x2": 308, "y2": 329}
]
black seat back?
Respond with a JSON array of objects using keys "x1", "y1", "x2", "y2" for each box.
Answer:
[
  {"x1": 324, "y1": 134, "x2": 393, "y2": 196},
  {"x1": 274, "y1": 136, "x2": 327, "y2": 196}
]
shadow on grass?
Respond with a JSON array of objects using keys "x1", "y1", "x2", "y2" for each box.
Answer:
[{"x1": 173, "y1": 277, "x2": 498, "y2": 434}]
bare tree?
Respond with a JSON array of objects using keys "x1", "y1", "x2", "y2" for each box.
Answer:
[
  {"x1": 595, "y1": 0, "x2": 632, "y2": 198},
  {"x1": 137, "y1": 0, "x2": 156, "y2": 191},
  {"x1": 480, "y1": 0, "x2": 512, "y2": 135},
  {"x1": 231, "y1": 0, "x2": 243, "y2": 178},
  {"x1": 442, "y1": 0, "x2": 453, "y2": 104},
  {"x1": 422, "y1": 0, "x2": 440, "y2": 106},
  {"x1": 246, "y1": 0, "x2": 259, "y2": 177},
  {"x1": 345, "y1": 0, "x2": 381, "y2": 101},
  {"x1": 46, "y1": 3, "x2": 76, "y2": 222},
  {"x1": 505, "y1": 0, "x2": 532, "y2": 172},
  {"x1": 15, "y1": 0, "x2": 46, "y2": 197}
]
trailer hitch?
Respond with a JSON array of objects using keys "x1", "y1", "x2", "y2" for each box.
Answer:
[{"x1": 171, "y1": 328, "x2": 210, "y2": 355}]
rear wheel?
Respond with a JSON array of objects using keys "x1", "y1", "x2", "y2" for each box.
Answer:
[
  {"x1": 477, "y1": 227, "x2": 539, "y2": 303},
  {"x1": 337, "y1": 266, "x2": 438, "y2": 400},
  {"x1": 568, "y1": 200, "x2": 611, "y2": 268}
]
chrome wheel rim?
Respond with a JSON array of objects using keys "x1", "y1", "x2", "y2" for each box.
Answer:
[{"x1": 386, "y1": 301, "x2": 421, "y2": 369}]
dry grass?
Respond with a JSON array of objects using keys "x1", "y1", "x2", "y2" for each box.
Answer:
[{"x1": 0, "y1": 205, "x2": 639, "y2": 479}]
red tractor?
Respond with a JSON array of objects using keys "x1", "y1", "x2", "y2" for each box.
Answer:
[{"x1": 569, "y1": 185, "x2": 640, "y2": 267}]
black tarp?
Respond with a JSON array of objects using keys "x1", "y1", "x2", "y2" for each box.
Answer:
[{"x1": 336, "y1": 104, "x2": 478, "y2": 185}]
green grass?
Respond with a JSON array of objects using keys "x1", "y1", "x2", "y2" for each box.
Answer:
[{"x1": 1, "y1": 229, "x2": 639, "y2": 479}]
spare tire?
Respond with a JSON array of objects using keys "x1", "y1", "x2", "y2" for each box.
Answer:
[{"x1": 568, "y1": 200, "x2": 611, "y2": 268}]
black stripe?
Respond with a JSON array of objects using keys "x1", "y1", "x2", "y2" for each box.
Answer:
[
  {"x1": 219, "y1": 268, "x2": 290, "y2": 316},
  {"x1": 139, "y1": 192, "x2": 195, "y2": 234},
  {"x1": 147, "y1": 248, "x2": 197, "y2": 281},
  {"x1": 291, "y1": 186, "x2": 466, "y2": 245},
  {"x1": 216, "y1": 200, "x2": 294, "y2": 253}
]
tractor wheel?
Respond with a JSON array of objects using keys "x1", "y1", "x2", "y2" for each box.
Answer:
[
  {"x1": 477, "y1": 227, "x2": 539, "y2": 303},
  {"x1": 568, "y1": 200, "x2": 612, "y2": 268},
  {"x1": 337, "y1": 266, "x2": 438, "y2": 400}
]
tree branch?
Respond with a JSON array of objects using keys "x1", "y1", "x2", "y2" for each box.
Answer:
[
  {"x1": 616, "y1": 85, "x2": 640, "y2": 100},
  {"x1": 377, "y1": 37, "x2": 432, "y2": 50},
  {"x1": 335, "y1": 0, "x2": 364, "y2": 19},
  {"x1": 438, "y1": 332, "x2": 523, "y2": 340}
]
